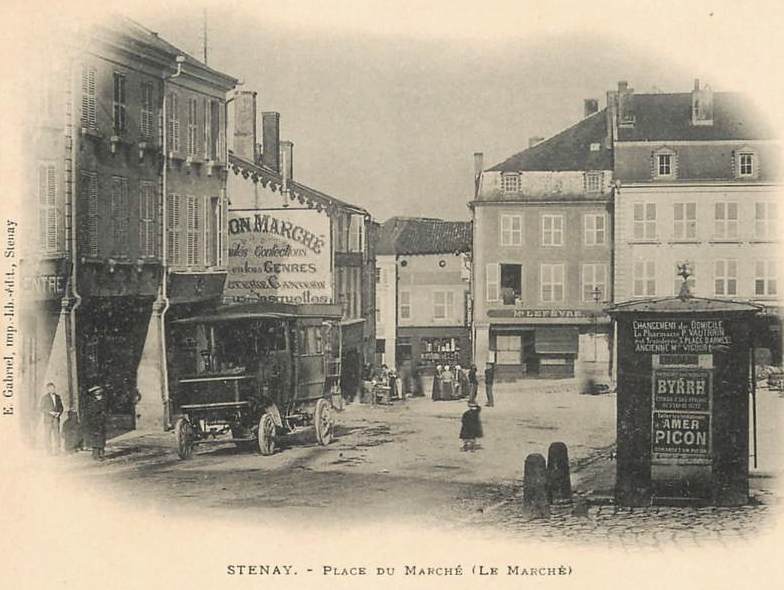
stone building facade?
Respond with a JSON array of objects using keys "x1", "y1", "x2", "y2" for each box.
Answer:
[{"x1": 471, "y1": 104, "x2": 614, "y2": 381}]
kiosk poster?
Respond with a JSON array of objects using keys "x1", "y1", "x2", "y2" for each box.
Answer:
[
  {"x1": 225, "y1": 209, "x2": 332, "y2": 305},
  {"x1": 652, "y1": 368, "x2": 712, "y2": 460},
  {"x1": 632, "y1": 319, "x2": 731, "y2": 354}
]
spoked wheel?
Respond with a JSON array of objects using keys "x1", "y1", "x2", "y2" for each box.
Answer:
[
  {"x1": 257, "y1": 413, "x2": 277, "y2": 456},
  {"x1": 314, "y1": 398, "x2": 334, "y2": 446},
  {"x1": 174, "y1": 417, "x2": 194, "y2": 460}
]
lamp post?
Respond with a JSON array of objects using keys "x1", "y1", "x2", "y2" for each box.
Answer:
[{"x1": 591, "y1": 286, "x2": 602, "y2": 363}]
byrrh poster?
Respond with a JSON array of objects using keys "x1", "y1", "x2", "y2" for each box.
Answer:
[
  {"x1": 1, "y1": 1, "x2": 784, "y2": 589},
  {"x1": 224, "y1": 208, "x2": 332, "y2": 304}
]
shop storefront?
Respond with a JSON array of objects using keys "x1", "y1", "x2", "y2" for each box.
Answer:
[{"x1": 397, "y1": 326, "x2": 471, "y2": 376}]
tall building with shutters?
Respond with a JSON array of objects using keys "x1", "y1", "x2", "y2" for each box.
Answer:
[
  {"x1": 470, "y1": 101, "x2": 614, "y2": 382},
  {"x1": 20, "y1": 17, "x2": 237, "y2": 436},
  {"x1": 611, "y1": 80, "x2": 783, "y2": 365}
]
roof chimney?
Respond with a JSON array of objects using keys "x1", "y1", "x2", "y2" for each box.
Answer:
[
  {"x1": 261, "y1": 112, "x2": 280, "y2": 172},
  {"x1": 694, "y1": 78, "x2": 700, "y2": 91},
  {"x1": 280, "y1": 140, "x2": 293, "y2": 188},
  {"x1": 617, "y1": 80, "x2": 635, "y2": 125},
  {"x1": 529, "y1": 136, "x2": 545, "y2": 148},
  {"x1": 691, "y1": 78, "x2": 713, "y2": 126},
  {"x1": 473, "y1": 152, "x2": 484, "y2": 197},
  {"x1": 584, "y1": 98, "x2": 599, "y2": 118},
  {"x1": 232, "y1": 91, "x2": 258, "y2": 162}
]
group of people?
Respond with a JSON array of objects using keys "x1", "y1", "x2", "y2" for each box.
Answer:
[
  {"x1": 433, "y1": 362, "x2": 494, "y2": 408},
  {"x1": 39, "y1": 382, "x2": 108, "y2": 460},
  {"x1": 363, "y1": 363, "x2": 402, "y2": 402}
]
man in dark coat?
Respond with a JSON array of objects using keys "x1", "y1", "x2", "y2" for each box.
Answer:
[
  {"x1": 484, "y1": 362, "x2": 495, "y2": 407},
  {"x1": 459, "y1": 403, "x2": 483, "y2": 451},
  {"x1": 39, "y1": 382, "x2": 63, "y2": 454},
  {"x1": 82, "y1": 385, "x2": 107, "y2": 460},
  {"x1": 467, "y1": 365, "x2": 478, "y2": 404}
]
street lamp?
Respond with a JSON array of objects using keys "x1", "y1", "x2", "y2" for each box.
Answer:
[{"x1": 591, "y1": 286, "x2": 602, "y2": 363}]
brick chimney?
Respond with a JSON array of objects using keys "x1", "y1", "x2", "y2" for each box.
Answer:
[
  {"x1": 279, "y1": 140, "x2": 293, "y2": 188},
  {"x1": 584, "y1": 98, "x2": 599, "y2": 118},
  {"x1": 232, "y1": 91, "x2": 257, "y2": 162},
  {"x1": 529, "y1": 136, "x2": 545, "y2": 148},
  {"x1": 473, "y1": 152, "x2": 484, "y2": 197},
  {"x1": 262, "y1": 111, "x2": 280, "y2": 172},
  {"x1": 617, "y1": 80, "x2": 635, "y2": 125},
  {"x1": 691, "y1": 78, "x2": 714, "y2": 126}
]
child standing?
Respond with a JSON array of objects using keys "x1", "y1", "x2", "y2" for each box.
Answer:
[{"x1": 459, "y1": 402, "x2": 483, "y2": 451}]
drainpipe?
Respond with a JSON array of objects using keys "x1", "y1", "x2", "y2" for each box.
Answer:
[
  {"x1": 66, "y1": 52, "x2": 82, "y2": 411},
  {"x1": 158, "y1": 55, "x2": 185, "y2": 428}
]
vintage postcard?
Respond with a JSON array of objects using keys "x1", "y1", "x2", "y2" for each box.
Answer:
[{"x1": 1, "y1": 0, "x2": 783, "y2": 587}]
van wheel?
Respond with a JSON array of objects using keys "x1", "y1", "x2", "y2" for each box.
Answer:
[
  {"x1": 314, "y1": 398, "x2": 333, "y2": 446},
  {"x1": 257, "y1": 413, "x2": 277, "y2": 456},
  {"x1": 174, "y1": 418, "x2": 193, "y2": 459}
]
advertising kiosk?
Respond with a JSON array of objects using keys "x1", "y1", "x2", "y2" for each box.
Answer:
[{"x1": 608, "y1": 291, "x2": 761, "y2": 506}]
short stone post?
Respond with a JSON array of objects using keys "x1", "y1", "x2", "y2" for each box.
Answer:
[
  {"x1": 522, "y1": 453, "x2": 550, "y2": 519},
  {"x1": 547, "y1": 442, "x2": 572, "y2": 503}
]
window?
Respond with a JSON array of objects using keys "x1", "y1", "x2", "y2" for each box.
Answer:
[
  {"x1": 110, "y1": 176, "x2": 128, "y2": 256},
  {"x1": 399, "y1": 290, "x2": 411, "y2": 319},
  {"x1": 139, "y1": 181, "x2": 158, "y2": 258},
  {"x1": 500, "y1": 264, "x2": 523, "y2": 304},
  {"x1": 167, "y1": 194, "x2": 183, "y2": 266},
  {"x1": 755, "y1": 261, "x2": 778, "y2": 296},
  {"x1": 186, "y1": 195, "x2": 202, "y2": 266},
  {"x1": 584, "y1": 214, "x2": 606, "y2": 245},
  {"x1": 495, "y1": 335, "x2": 521, "y2": 365},
  {"x1": 349, "y1": 215, "x2": 364, "y2": 252},
  {"x1": 486, "y1": 263, "x2": 499, "y2": 302},
  {"x1": 112, "y1": 73, "x2": 126, "y2": 133},
  {"x1": 187, "y1": 98, "x2": 198, "y2": 157},
  {"x1": 542, "y1": 215, "x2": 564, "y2": 246},
  {"x1": 540, "y1": 263, "x2": 565, "y2": 302},
  {"x1": 502, "y1": 174, "x2": 520, "y2": 193},
  {"x1": 206, "y1": 196, "x2": 220, "y2": 267},
  {"x1": 673, "y1": 202, "x2": 697, "y2": 240},
  {"x1": 585, "y1": 172, "x2": 602, "y2": 193},
  {"x1": 582, "y1": 263, "x2": 607, "y2": 302},
  {"x1": 375, "y1": 267, "x2": 382, "y2": 284},
  {"x1": 714, "y1": 259, "x2": 737, "y2": 296},
  {"x1": 633, "y1": 203, "x2": 656, "y2": 240},
  {"x1": 739, "y1": 153, "x2": 754, "y2": 176},
  {"x1": 500, "y1": 214, "x2": 522, "y2": 246},
  {"x1": 433, "y1": 291, "x2": 454, "y2": 320},
  {"x1": 80, "y1": 65, "x2": 96, "y2": 129},
  {"x1": 714, "y1": 202, "x2": 738, "y2": 239},
  {"x1": 657, "y1": 153, "x2": 672, "y2": 176},
  {"x1": 37, "y1": 163, "x2": 57, "y2": 253},
  {"x1": 81, "y1": 171, "x2": 98, "y2": 258},
  {"x1": 673, "y1": 262, "x2": 696, "y2": 295},
  {"x1": 140, "y1": 82, "x2": 154, "y2": 138},
  {"x1": 204, "y1": 99, "x2": 221, "y2": 161},
  {"x1": 755, "y1": 202, "x2": 778, "y2": 239},
  {"x1": 166, "y1": 93, "x2": 180, "y2": 153},
  {"x1": 633, "y1": 260, "x2": 656, "y2": 297}
]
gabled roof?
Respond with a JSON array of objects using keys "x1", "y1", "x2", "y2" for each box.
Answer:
[
  {"x1": 616, "y1": 92, "x2": 775, "y2": 142},
  {"x1": 229, "y1": 154, "x2": 369, "y2": 217},
  {"x1": 377, "y1": 217, "x2": 472, "y2": 256},
  {"x1": 489, "y1": 110, "x2": 613, "y2": 172}
]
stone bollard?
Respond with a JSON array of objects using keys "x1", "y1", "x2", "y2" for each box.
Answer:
[
  {"x1": 547, "y1": 441, "x2": 572, "y2": 503},
  {"x1": 522, "y1": 453, "x2": 550, "y2": 519}
]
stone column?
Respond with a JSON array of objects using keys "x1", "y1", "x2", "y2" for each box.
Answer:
[
  {"x1": 135, "y1": 297, "x2": 168, "y2": 430},
  {"x1": 44, "y1": 295, "x2": 78, "y2": 411}
]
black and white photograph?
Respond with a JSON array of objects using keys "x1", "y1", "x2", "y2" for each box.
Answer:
[{"x1": 1, "y1": 0, "x2": 783, "y2": 587}]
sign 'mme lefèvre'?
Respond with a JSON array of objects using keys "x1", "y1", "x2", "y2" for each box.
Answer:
[{"x1": 224, "y1": 209, "x2": 332, "y2": 305}]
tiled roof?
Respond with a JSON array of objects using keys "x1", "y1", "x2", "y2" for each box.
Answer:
[
  {"x1": 376, "y1": 217, "x2": 472, "y2": 256},
  {"x1": 489, "y1": 110, "x2": 612, "y2": 172},
  {"x1": 616, "y1": 92, "x2": 775, "y2": 142},
  {"x1": 229, "y1": 154, "x2": 369, "y2": 217}
]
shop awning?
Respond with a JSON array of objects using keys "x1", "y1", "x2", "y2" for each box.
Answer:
[
  {"x1": 172, "y1": 302, "x2": 343, "y2": 325},
  {"x1": 535, "y1": 326, "x2": 579, "y2": 354}
]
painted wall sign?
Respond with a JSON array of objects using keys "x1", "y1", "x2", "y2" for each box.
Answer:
[
  {"x1": 652, "y1": 367, "x2": 712, "y2": 461},
  {"x1": 487, "y1": 308, "x2": 591, "y2": 319},
  {"x1": 633, "y1": 319, "x2": 730, "y2": 354},
  {"x1": 224, "y1": 209, "x2": 332, "y2": 305}
]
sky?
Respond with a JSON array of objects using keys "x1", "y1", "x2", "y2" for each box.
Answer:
[{"x1": 52, "y1": 1, "x2": 784, "y2": 221}]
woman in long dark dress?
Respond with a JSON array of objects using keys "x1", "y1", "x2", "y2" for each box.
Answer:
[{"x1": 83, "y1": 385, "x2": 107, "y2": 460}]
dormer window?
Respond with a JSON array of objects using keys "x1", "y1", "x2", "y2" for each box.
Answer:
[
  {"x1": 652, "y1": 147, "x2": 677, "y2": 180},
  {"x1": 502, "y1": 173, "x2": 520, "y2": 193},
  {"x1": 734, "y1": 147, "x2": 759, "y2": 180}
]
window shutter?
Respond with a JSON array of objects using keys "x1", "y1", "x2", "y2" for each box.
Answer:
[
  {"x1": 84, "y1": 173, "x2": 98, "y2": 258},
  {"x1": 45, "y1": 165, "x2": 57, "y2": 251},
  {"x1": 203, "y1": 98, "x2": 211, "y2": 157},
  {"x1": 486, "y1": 263, "x2": 499, "y2": 302},
  {"x1": 37, "y1": 165, "x2": 47, "y2": 250},
  {"x1": 81, "y1": 66, "x2": 96, "y2": 128}
]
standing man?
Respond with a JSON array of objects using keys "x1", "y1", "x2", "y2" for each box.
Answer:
[
  {"x1": 83, "y1": 385, "x2": 108, "y2": 460},
  {"x1": 484, "y1": 362, "x2": 495, "y2": 408},
  {"x1": 468, "y1": 365, "x2": 478, "y2": 404},
  {"x1": 39, "y1": 382, "x2": 63, "y2": 454}
]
